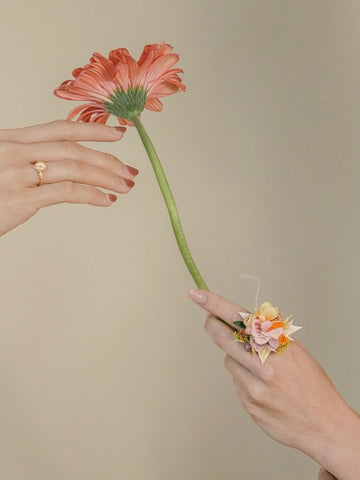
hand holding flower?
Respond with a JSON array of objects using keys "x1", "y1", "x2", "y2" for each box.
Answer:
[
  {"x1": 0, "y1": 120, "x2": 136, "y2": 236},
  {"x1": 189, "y1": 289, "x2": 360, "y2": 480}
]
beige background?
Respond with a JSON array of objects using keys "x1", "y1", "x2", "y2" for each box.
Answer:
[{"x1": 0, "y1": 0, "x2": 359, "y2": 479}]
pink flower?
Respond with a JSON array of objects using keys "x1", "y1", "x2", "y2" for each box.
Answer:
[
  {"x1": 54, "y1": 41, "x2": 185, "y2": 126},
  {"x1": 246, "y1": 319, "x2": 284, "y2": 353},
  {"x1": 235, "y1": 302, "x2": 302, "y2": 364}
]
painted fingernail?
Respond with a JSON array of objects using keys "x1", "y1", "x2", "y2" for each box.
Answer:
[
  {"x1": 124, "y1": 179, "x2": 135, "y2": 188},
  {"x1": 126, "y1": 165, "x2": 139, "y2": 177},
  {"x1": 188, "y1": 289, "x2": 207, "y2": 304},
  {"x1": 111, "y1": 126, "x2": 126, "y2": 135},
  {"x1": 108, "y1": 194, "x2": 117, "y2": 202}
]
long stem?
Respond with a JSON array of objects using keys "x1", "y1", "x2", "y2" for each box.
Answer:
[{"x1": 132, "y1": 116, "x2": 208, "y2": 290}]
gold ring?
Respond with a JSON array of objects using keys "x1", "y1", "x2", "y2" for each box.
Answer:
[{"x1": 33, "y1": 161, "x2": 48, "y2": 186}]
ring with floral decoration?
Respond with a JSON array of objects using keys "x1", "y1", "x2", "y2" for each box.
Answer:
[
  {"x1": 33, "y1": 161, "x2": 48, "y2": 186},
  {"x1": 233, "y1": 302, "x2": 302, "y2": 365}
]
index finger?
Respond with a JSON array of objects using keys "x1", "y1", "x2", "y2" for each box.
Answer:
[
  {"x1": 0, "y1": 120, "x2": 125, "y2": 144},
  {"x1": 188, "y1": 289, "x2": 250, "y2": 327}
]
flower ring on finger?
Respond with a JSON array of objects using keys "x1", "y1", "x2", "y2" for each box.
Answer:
[{"x1": 233, "y1": 302, "x2": 302, "y2": 365}]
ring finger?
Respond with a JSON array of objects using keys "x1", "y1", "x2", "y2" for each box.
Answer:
[
  {"x1": 27, "y1": 158, "x2": 134, "y2": 193},
  {"x1": 15, "y1": 138, "x2": 137, "y2": 177}
]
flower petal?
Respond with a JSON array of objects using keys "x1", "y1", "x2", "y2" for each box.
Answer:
[
  {"x1": 145, "y1": 97, "x2": 163, "y2": 111},
  {"x1": 54, "y1": 42, "x2": 185, "y2": 125}
]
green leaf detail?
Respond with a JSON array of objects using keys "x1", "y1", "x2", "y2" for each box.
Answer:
[
  {"x1": 104, "y1": 86, "x2": 147, "y2": 120},
  {"x1": 233, "y1": 320, "x2": 246, "y2": 329}
]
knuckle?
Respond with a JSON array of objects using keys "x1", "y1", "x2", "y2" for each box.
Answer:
[
  {"x1": 203, "y1": 314, "x2": 213, "y2": 333},
  {"x1": 102, "y1": 153, "x2": 116, "y2": 169},
  {"x1": 54, "y1": 120, "x2": 75, "y2": 139},
  {"x1": 246, "y1": 405, "x2": 259, "y2": 420},
  {"x1": 60, "y1": 180, "x2": 76, "y2": 198},
  {"x1": 212, "y1": 329, "x2": 228, "y2": 350},
  {"x1": 260, "y1": 364, "x2": 276, "y2": 384},
  {"x1": 223, "y1": 354, "x2": 233, "y2": 369},
  {"x1": 86, "y1": 185, "x2": 100, "y2": 202},
  {"x1": 248, "y1": 382, "x2": 268, "y2": 405},
  {"x1": 0, "y1": 140, "x2": 17, "y2": 157},
  {"x1": 75, "y1": 184, "x2": 103, "y2": 205},
  {"x1": 209, "y1": 296, "x2": 220, "y2": 312},
  {"x1": 240, "y1": 396, "x2": 258, "y2": 417},
  {"x1": 231, "y1": 379, "x2": 260, "y2": 418},
  {"x1": 204, "y1": 316, "x2": 231, "y2": 350},
  {"x1": 63, "y1": 158, "x2": 80, "y2": 173},
  {"x1": 62, "y1": 141, "x2": 80, "y2": 159}
]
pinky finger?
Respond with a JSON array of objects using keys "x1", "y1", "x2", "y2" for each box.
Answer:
[{"x1": 27, "y1": 181, "x2": 117, "y2": 208}]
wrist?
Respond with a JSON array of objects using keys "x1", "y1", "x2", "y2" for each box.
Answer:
[{"x1": 314, "y1": 404, "x2": 360, "y2": 480}]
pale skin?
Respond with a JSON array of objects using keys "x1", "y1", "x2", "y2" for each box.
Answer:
[
  {"x1": 0, "y1": 120, "x2": 138, "y2": 236},
  {"x1": 188, "y1": 290, "x2": 360, "y2": 480}
]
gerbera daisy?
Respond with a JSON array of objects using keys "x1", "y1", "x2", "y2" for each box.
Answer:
[
  {"x1": 55, "y1": 42, "x2": 208, "y2": 291},
  {"x1": 54, "y1": 41, "x2": 185, "y2": 126}
]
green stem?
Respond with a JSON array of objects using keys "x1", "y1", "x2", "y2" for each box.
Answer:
[{"x1": 131, "y1": 116, "x2": 208, "y2": 290}]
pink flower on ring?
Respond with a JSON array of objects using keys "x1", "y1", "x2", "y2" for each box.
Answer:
[{"x1": 246, "y1": 319, "x2": 284, "y2": 353}]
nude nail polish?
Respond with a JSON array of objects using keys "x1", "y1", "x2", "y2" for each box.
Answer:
[{"x1": 188, "y1": 289, "x2": 207, "y2": 304}]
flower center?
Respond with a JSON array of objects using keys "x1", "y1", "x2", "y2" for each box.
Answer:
[
  {"x1": 104, "y1": 86, "x2": 147, "y2": 121},
  {"x1": 260, "y1": 332, "x2": 270, "y2": 341}
]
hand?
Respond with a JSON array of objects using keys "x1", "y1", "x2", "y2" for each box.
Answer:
[
  {"x1": 0, "y1": 120, "x2": 138, "y2": 236},
  {"x1": 188, "y1": 289, "x2": 360, "y2": 480},
  {"x1": 318, "y1": 468, "x2": 337, "y2": 480}
]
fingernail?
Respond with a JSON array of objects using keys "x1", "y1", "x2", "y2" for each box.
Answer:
[
  {"x1": 124, "y1": 179, "x2": 135, "y2": 188},
  {"x1": 111, "y1": 126, "x2": 126, "y2": 135},
  {"x1": 188, "y1": 289, "x2": 207, "y2": 304},
  {"x1": 126, "y1": 165, "x2": 139, "y2": 177},
  {"x1": 108, "y1": 194, "x2": 117, "y2": 202}
]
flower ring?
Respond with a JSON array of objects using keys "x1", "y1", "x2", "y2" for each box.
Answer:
[
  {"x1": 33, "y1": 161, "x2": 48, "y2": 186},
  {"x1": 233, "y1": 302, "x2": 302, "y2": 365}
]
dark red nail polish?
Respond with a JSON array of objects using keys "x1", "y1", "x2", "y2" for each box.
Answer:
[
  {"x1": 108, "y1": 194, "x2": 117, "y2": 202},
  {"x1": 124, "y1": 179, "x2": 135, "y2": 188},
  {"x1": 126, "y1": 165, "x2": 139, "y2": 177},
  {"x1": 112, "y1": 126, "x2": 126, "y2": 134}
]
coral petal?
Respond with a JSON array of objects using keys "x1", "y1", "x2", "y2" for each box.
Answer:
[
  {"x1": 145, "y1": 98, "x2": 163, "y2": 111},
  {"x1": 54, "y1": 42, "x2": 185, "y2": 126}
]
